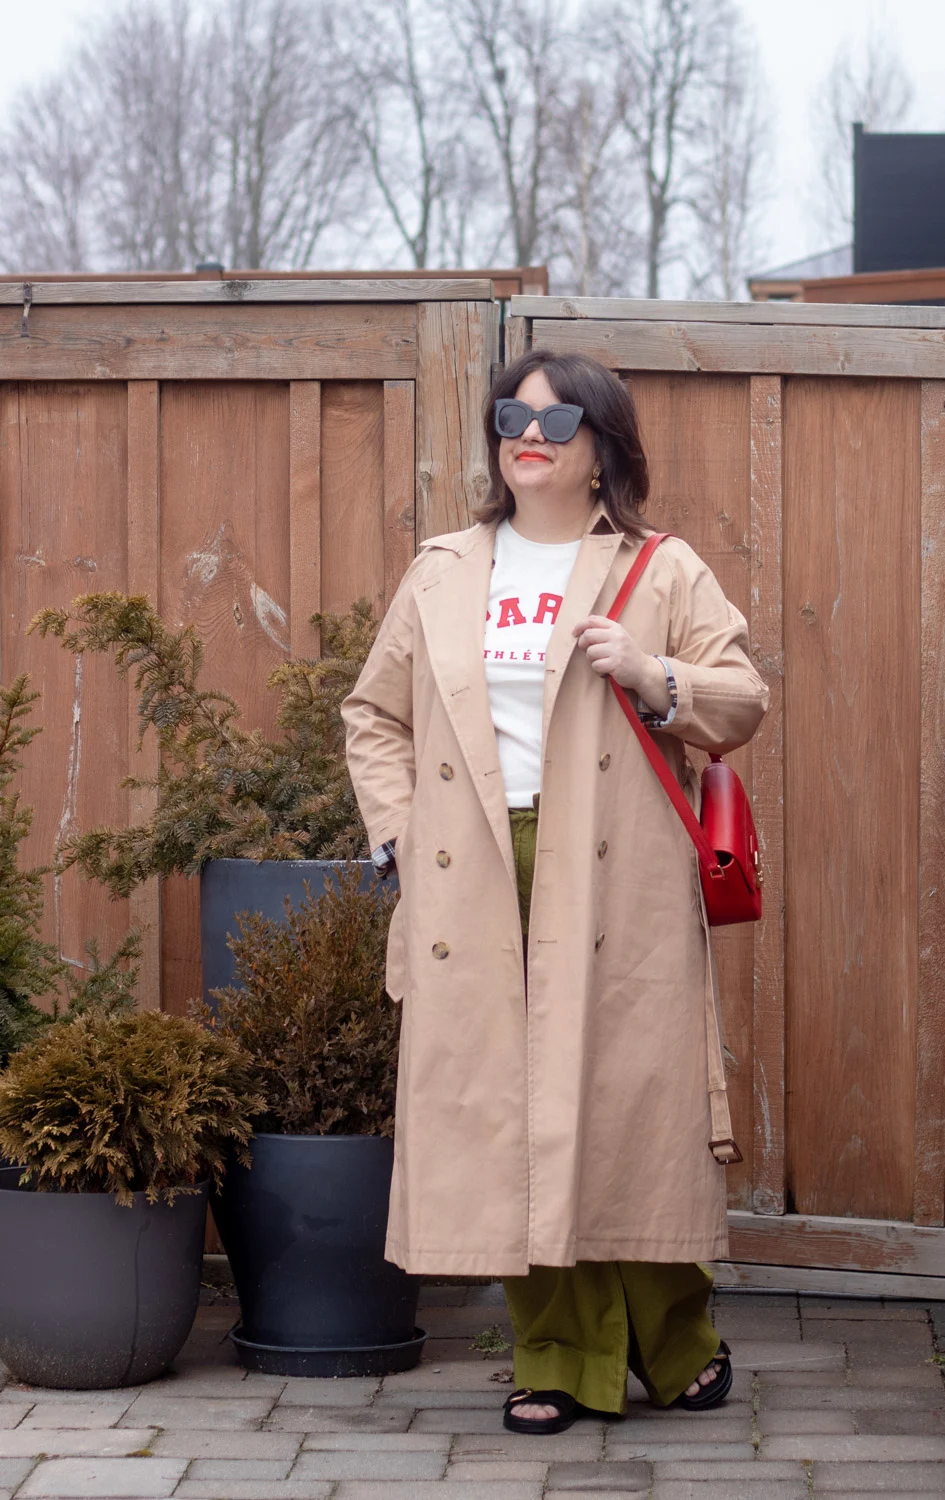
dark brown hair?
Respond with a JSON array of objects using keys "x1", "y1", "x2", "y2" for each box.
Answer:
[{"x1": 477, "y1": 349, "x2": 651, "y2": 538}]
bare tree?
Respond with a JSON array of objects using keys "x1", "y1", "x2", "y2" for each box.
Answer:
[
  {"x1": 340, "y1": 0, "x2": 469, "y2": 268},
  {"x1": 811, "y1": 30, "x2": 914, "y2": 246},
  {"x1": 89, "y1": 0, "x2": 217, "y2": 270},
  {"x1": 0, "y1": 70, "x2": 101, "y2": 270},
  {"x1": 211, "y1": 0, "x2": 361, "y2": 268},
  {"x1": 450, "y1": 0, "x2": 571, "y2": 267},
  {"x1": 0, "y1": 0, "x2": 361, "y2": 273},
  {"x1": 687, "y1": 26, "x2": 770, "y2": 300},
  {"x1": 0, "y1": 0, "x2": 770, "y2": 292},
  {"x1": 546, "y1": 66, "x2": 643, "y2": 296},
  {"x1": 601, "y1": 0, "x2": 742, "y2": 299}
]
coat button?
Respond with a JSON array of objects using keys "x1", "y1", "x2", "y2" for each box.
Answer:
[
  {"x1": 599, "y1": 753, "x2": 611, "y2": 770},
  {"x1": 432, "y1": 941, "x2": 450, "y2": 959},
  {"x1": 595, "y1": 932, "x2": 606, "y2": 951},
  {"x1": 439, "y1": 763, "x2": 454, "y2": 780},
  {"x1": 436, "y1": 851, "x2": 451, "y2": 868},
  {"x1": 598, "y1": 840, "x2": 608, "y2": 859}
]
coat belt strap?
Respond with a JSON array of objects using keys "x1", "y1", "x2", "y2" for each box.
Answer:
[{"x1": 704, "y1": 935, "x2": 743, "y2": 1165}]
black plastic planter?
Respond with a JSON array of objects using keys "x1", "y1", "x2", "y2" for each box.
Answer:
[
  {"x1": 0, "y1": 1169, "x2": 208, "y2": 1389},
  {"x1": 201, "y1": 858, "x2": 394, "y2": 1007},
  {"x1": 211, "y1": 1134, "x2": 424, "y2": 1377}
]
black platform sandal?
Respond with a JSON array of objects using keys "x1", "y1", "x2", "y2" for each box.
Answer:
[
  {"x1": 503, "y1": 1387, "x2": 579, "y2": 1435},
  {"x1": 673, "y1": 1340, "x2": 733, "y2": 1411}
]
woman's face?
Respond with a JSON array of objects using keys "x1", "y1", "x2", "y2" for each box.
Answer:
[{"x1": 497, "y1": 369, "x2": 598, "y2": 505}]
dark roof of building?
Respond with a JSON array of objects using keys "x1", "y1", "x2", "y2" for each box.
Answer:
[{"x1": 749, "y1": 245, "x2": 853, "y2": 282}]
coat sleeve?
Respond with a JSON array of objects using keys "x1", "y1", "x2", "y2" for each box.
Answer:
[
  {"x1": 341, "y1": 560, "x2": 421, "y2": 851},
  {"x1": 658, "y1": 544, "x2": 769, "y2": 755}
]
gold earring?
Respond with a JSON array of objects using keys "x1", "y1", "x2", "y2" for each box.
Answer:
[{"x1": 590, "y1": 465, "x2": 601, "y2": 491}]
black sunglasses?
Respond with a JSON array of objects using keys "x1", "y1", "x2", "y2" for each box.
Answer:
[{"x1": 494, "y1": 398, "x2": 585, "y2": 443}]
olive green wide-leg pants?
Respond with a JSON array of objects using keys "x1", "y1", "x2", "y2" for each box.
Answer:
[{"x1": 504, "y1": 807, "x2": 721, "y2": 1413}]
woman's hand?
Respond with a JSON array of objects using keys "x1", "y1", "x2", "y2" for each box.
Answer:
[{"x1": 572, "y1": 615, "x2": 672, "y2": 715}]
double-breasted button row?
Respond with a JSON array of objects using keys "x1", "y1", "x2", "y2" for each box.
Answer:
[
  {"x1": 598, "y1": 840, "x2": 608, "y2": 859},
  {"x1": 436, "y1": 850, "x2": 451, "y2": 868},
  {"x1": 432, "y1": 942, "x2": 450, "y2": 960},
  {"x1": 439, "y1": 763, "x2": 454, "y2": 780}
]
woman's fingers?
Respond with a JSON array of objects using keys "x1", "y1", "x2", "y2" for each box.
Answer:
[
  {"x1": 585, "y1": 645, "x2": 619, "y2": 673},
  {"x1": 573, "y1": 613, "x2": 615, "y2": 635},
  {"x1": 576, "y1": 627, "x2": 615, "y2": 649}
]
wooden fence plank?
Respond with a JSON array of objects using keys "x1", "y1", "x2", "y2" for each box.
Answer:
[
  {"x1": 383, "y1": 381, "x2": 416, "y2": 609},
  {"x1": 711, "y1": 1260, "x2": 945, "y2": 1299},
  {"x1": 530, "y1": 318, "x2": 945, "y2": 380},
  {"x1": 126, "y1": 382, "x2": 162, "y2": 1012},
  {"x1": 727, "y1": 1210, "x2": 945, "y2": 1275},
  {"x1": 416, "y1": 300, "x2": 499, "y2": 540},
  {"x1": 0, "y1": 384, "x2": 134, "y2": 992},
  {"x1": 783, "y1": 378, "x2": 920, "y2": 1222},
  {"x1": 0, "y1": 278, "x2": 495, "y2": 305},
  {"x1": 513, "y1": 295, "x2": 945, "y2": 331},
  {"x1": 505, "y1": 315, "x2": 529, "y2": 362},
  {"x1": 289, "y1": 382, "x2": 321, "y2": 658},
  {"x1": 749, "y1": 376, "x2": 785, "y2": 1215},
  {"x1": 915, "y1": 379, "x2": 945, "y2": 1226},
  {"x1": 0, "y1": 305, "x2": 417, "y2": 381},
  {"x1": 626, "y1": 373, "x2": 755, "y2": 1208},
  {"x1": 159, "y1": 382, "x2": 291, "y2": 1015},
  {"x1": 320, "y1": 383, "x2": 385, "y2": 619}
]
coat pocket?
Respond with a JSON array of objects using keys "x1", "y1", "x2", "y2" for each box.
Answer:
[{"x1": 385, "y1": 896, "x2": 407, "y2": 1002}]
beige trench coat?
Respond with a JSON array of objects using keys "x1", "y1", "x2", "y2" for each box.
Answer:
[{"x1": 342, "y1": 504, "x2": 769, "y2": 1277}]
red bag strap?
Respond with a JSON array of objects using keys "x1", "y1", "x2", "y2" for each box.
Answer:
[
  {"x1": 606, "y1": 534, "x2": 723, "y2": 879},
  {"x1": 607, "y1": 531, "x2": 669, "y2": 620}
]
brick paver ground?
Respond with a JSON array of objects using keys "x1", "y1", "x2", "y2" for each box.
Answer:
[{"x1": 1, "y1": 1280, "x2": 944, "y2": 1497}]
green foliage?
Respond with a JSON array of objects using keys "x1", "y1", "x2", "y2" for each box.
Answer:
[
  {"x1": 469, "y1": 1325, "x2": 511, "y2": 1355},
  {"x1": 197, "y1": 863, "x2": 400, "y2": 1137},
  {"x1": 0, "y1": 677, "x2": 67, "y2": 1061},
  {"x1": 59, "y1": 932, "x2": 142, "y2": 1019},
  {"x1": 0, "y1": 1008, "x2": 265, "y2": 1205},
  {"x1": 29, "y1": 595, "x2": 379, "y2": 896}
]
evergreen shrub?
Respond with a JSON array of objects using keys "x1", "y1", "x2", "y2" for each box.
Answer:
[
  {"x1": 29, "y1": 593, "x2": 378, "y2": 893},
  {"x1": 0, "y1": 1008, "x2": 265, "y2": 1204},
  {"x1": 198, "y1": 863, "x2": 400, "y2": 1137},
  {"x1": 0, "y1": 677, "x2": 66, "y2": 1060}
]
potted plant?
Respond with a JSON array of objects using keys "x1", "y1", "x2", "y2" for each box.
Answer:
[
  {"x1": 198, "y1": 863, "x2": 425, "y2": 1378},
  {"x1": 31, "y1": 596, "x2": 420, "y2": 1377},
  {"x1": 0, "y1": 1005, "x2": 263, "y2": 1389},
  {"x1": 29, "y1": 594, "x2": 381, "y2": 1007}
]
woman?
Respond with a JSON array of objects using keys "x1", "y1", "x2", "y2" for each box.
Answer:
[{"x1": 342, "y1": 349, "x2": 768, "y2": 1432}]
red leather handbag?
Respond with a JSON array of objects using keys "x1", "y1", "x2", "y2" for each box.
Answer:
[{"x1": 606, "y1": 533, "x2": 762, "y2": 928}]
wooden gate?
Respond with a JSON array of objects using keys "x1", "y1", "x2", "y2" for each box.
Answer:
[
  {"x1": 508, "y1": 295, "x2": 945, "y2": 1293},
  {"x1": 0, "y1": 278, "x2": 498, "y2": 1023},
  {"x1": 7, "y1": 280, "x2": 945, "y2": 1291}
]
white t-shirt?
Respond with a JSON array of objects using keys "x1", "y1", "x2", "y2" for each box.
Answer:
[{"x1": 483, "y1": 519, "x2": 582, "y2": 808}]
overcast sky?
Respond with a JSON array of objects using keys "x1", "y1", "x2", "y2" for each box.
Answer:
[{"x1": 1, "y1": 0, "x2": 944, "y2": 279}]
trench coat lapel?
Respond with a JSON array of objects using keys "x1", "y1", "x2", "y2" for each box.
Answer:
[
  {"x1": 413, "y1": 524, "x2": 516, "y2": 887},
  {"x1": 542, "y1": 516, "x2": 625, "y2": 744}
]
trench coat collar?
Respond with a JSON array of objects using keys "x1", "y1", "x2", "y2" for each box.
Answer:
[
  {"x1": 414, "y1": 523, "x2": 514, "y2": 885},
  {"x1": 541, "y1": 505, "x2": 626, "y2": 741},
  {"x1": 413, "y1": 504, "x2": 629, "y2": 884}
]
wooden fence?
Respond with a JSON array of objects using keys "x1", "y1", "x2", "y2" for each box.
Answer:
[
  {"x1": 508, "y1": 294, "x2": 945, "y2": 1291},
  {"x1": 0, "y1": 277, "x2": 498, "y2": 1031},
  {"x1": 6, "y1": 281, "x2": 945, "y2": 1287}
]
